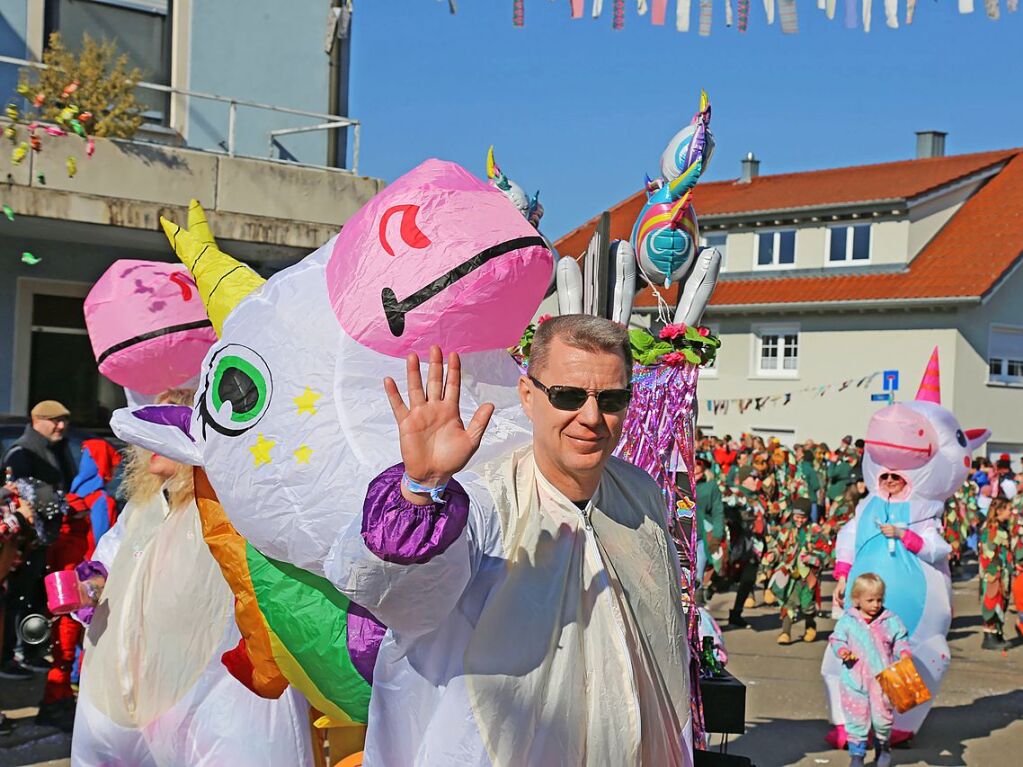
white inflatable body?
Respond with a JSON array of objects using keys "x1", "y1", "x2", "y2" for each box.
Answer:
[{"x1": 822, "y1": 350, "x2": 989, "y2": 741}]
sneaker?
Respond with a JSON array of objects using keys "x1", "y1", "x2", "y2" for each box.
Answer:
[
  {"x1": 763, "y1": 590, "x2": 777, "y2": 605},
  {"x1": 0, "y1": 660, "x2": 33, "y2": 680},
  {"x1": 981, "y1": 632, "x2": 1009, "y2": 650},
  {"x1": 743, "y1": 596, "x2": 756, "y2": 609},
  {"x1": 0, "y1": 714, "x2": 16, "y2": 735},
  {"x1": 728, "y1": 612, "x2": 749, "y2": 628},
  {"x1": 803, "y1": 627, "x2": 818, "y2": 643},
  {"x1": 35, "y1": 699, "x2": 76, "y2": 732},
  {"x1": 776, "y1": 632, "x2": 792, "y2": 645},
  {"x1": 875, "y1": 740, "x2": 892, "y2": 767}
]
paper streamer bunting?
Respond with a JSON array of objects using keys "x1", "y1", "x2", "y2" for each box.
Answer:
[
  {"x1": 779, "y1": 0, "x2": 799, "y2": 32},
  {"x1": 677, "y1": 0, "x2": 691, "y2": 30},
  {"x1": 704, "y1": 371, "x2": 881, "y2": 416},
  {"x1": 453, "y1": 0, "x2": 1018, "y2": 31},
  {"x1": 699, "y1": 0, "x2": 713, "y2": 34}
]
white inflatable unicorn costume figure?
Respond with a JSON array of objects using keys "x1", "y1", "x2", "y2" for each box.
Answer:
[
  {"x1": 108, "y1": 159, "x2": 555, "y2": 734},
  {"x1": 823, "y1": 348, "x2": 990, "y2": 745}
]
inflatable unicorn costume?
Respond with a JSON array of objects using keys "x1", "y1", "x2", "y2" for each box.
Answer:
[
  {"x1": 110, "y1": 158, "x2": 695, "y2": 764},
  {"x1": 823, "y1": 348, "x2": 990, "y2": 744}
]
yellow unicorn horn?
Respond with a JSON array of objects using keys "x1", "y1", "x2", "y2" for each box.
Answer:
[{"x1": 160, "y1": 200, "x2": 265, "y2": 336}]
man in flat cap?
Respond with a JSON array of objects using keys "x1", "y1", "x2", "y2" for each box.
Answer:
[{"x1": 1, "y1": 401, "x2": 75, "y2": 700}]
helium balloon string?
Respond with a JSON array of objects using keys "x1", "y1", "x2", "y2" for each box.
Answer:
[
  {"x1": 738, "y1": 0, "x2": 750, "y2": 30},
  {"x1": 634, "y1": 265, "x2": 674, "y2": 324},
  {"x1": 513, "y1": 0, "x2": 524, "y2": 27},
  {"x1": 613, "y1": 0, "x2": 626, "y2": 28}
]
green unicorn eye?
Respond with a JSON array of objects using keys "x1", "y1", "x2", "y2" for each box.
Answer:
[{"x1": 201, "y1": 344, "x2": 273, "y2": 436}]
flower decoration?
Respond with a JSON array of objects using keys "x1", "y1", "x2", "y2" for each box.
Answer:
[
  {"x1": 513, "y1": 318, "x2": 721, "y2": 369},
  {"x1": 659, "y1": 323, "x2": 688, "y2": 340}
]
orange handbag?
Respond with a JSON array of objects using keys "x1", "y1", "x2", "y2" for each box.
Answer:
[{"x1": 875, "y1": 655, "x2": 932, "y2": 713}]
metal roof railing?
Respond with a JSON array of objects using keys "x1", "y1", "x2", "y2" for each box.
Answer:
[{"x1": 0, "y1": 53, "x2": 361, "y2": 174}]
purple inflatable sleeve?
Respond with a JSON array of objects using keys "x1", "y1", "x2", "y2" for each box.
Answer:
[
  {"x1": 361, "y1": 463, "x2": 470, "y2": 566},
  {"x1": 346, "y1": 602, "x2": 387, "y2": 685},
  {"x1": 72, "y1": 560, "x2": 108, "y2": 624}
]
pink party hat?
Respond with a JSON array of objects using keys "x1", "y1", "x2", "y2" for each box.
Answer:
[{"x1": 915, "y1": 347, "x2": 941, "y2": 404}]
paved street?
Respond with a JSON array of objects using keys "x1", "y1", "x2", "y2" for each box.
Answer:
[
  {"x1": 3, "y1": 563, "x2": 1021, "y2": 766},
  {"x1": 705, "y1": 561, "x2": 1023, "y2": 767}
]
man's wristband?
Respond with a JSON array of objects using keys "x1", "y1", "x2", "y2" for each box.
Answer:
[{"x1": 401, "y1": 472, "x2": 448, "y2": 505}]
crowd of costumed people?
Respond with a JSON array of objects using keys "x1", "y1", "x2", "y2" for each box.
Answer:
[{"x1": 0, "y1": 84, "x2": 1017, "y2": 767}]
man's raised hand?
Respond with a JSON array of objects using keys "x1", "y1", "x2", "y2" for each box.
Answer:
[{"x1": 383, "y1": 346, "x2": 495, "y2": 502}]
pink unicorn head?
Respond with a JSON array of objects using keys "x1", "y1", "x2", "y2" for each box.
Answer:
[{"x1": 862, "y1": 348, "x2": 990, "y2": 501}]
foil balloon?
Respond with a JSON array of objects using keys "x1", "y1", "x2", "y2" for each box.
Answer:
[
  {"x1": 822, "y1": 348, "x2": 990, "y2": 745},
  {"x1": 84, "y1": 259, "x2": 218, "y2": 395},
  {"x1": 486, "y1": 145, "x2": 531, "y2": 217},
  {"x1": 487, "y1": 146, "x2": 559, "y2": 294},
  {"x1": 632, "y1": 91, "x2": 714, "y2": 288},
  {"x1": 108, "y1": 161, "x2": 552, "y2": 724}
]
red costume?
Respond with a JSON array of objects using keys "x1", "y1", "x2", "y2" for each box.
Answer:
[{"x1": 43, "y1": 439, "x2": 120, "y2": 705}]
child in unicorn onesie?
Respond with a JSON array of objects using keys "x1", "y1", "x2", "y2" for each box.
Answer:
[
  {"x1": 829, "y1": 573, "x2": 911, "y2": 767},
  {"x1": 823, "y1": 348, "x2": 990, "y2": 746}
]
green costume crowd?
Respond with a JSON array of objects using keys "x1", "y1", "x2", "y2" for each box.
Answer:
[{"x1": 688, "y1": 435, "x2": 1023, "y2": 650}]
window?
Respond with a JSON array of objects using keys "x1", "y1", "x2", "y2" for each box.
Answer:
[
  {"x1": 44, "y1": 0, "x2": 172, "y2": 124},
  {"x1": 700, "y1": 233, "x2": 727, "y2": 271},
  {"x1": 989, "y1": 325, "x2": 1023, "y2": 385},
  {"x1": 753, "y1": 324, "x2": 799, "y2": 377},
  {"x1": 755, "y1": 229, "x2": 796, "y2": 268},
  {"x1": 15, "y1": 281, "x2": 126, "y2": 428},
  {"x1": 828, "y1": 224, "x2": 871, "y2": 263}
]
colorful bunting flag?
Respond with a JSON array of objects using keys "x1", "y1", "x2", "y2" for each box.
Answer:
[{"x1": 702, "y1": 370, "x2": 882, "y2": 415}]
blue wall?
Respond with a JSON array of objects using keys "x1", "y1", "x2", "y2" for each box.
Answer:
[
  {"x1": 0, "y1": 0, "x2": 29, "y2": 101},
  {"x1": 187, "y1": 0, "x2": 331, "y2": 165},
  {"x1": 0, "y1": 1, "x2": 337, "y2": 165}
]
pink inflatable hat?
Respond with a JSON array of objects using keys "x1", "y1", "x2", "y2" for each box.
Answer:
[
  {"x1": 327, "y1": 159, "x2": 553, "y2": 357},
  {"x1": 85, "y1": 259, "x2": 218, "y2": 394},
  {"x1": 914, "y1": 346, "x2": 941, "y2": 404}
]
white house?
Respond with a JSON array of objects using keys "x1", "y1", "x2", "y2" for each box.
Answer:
[{"x1": 556, "y1": 135, "x2": 1023, "y2": 460}]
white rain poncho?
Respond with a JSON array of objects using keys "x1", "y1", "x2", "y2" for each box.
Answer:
[{"x1": 71, "y1": 488, "x2": 312, "y2": 766}]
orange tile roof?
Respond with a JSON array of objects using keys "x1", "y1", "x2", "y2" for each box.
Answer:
[{"x1": 555, "y1": 148, "x2": 1023, "y2": 308}]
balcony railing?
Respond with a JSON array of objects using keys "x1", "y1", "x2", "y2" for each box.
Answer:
[{"x1": 0, "y1": 53, "x2": 361, "y2": 174}]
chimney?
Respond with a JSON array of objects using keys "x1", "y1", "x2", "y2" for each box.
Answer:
[
  {"x1": 916, "y1": 131, "x2": 947, "y2": 159},
  {"x1": 739, "y1": 151, "x2": 760, "y2": 184}
]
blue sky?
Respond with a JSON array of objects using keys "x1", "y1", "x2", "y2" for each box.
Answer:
[{"x1": 349, "y1": 2, "x2": 1021, "y2": 240}]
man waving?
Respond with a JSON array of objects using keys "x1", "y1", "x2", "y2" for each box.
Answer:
[{"x1": 326, "y1": 315, "x2": 692, "y2": 766}]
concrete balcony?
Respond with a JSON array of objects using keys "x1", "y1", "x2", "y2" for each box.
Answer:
[
  {"x1": 0, "y1": 135, "x2": 384, "y2": 418},
  {"x1": 0, "y1": 135, "x2": 384, "y2": 266}
]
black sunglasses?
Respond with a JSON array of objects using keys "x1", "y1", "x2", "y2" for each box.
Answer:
[
  {"x1": 879, "y1": 473, "x2": 903, "y2": 481},
  {"x1": 528, "y1": 376, "x2": 631, "y2": 413}
]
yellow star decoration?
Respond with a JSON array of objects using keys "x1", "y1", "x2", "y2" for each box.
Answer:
[
  {"x1": 249, "y1": 434, "x2": 276, "y2": 467},
  {"x1": 294, "y1": 445, "x2": 313, "y2": 465},
  {"x1": 294, "y1": 387, "x2": 322, "y2": 416}
]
